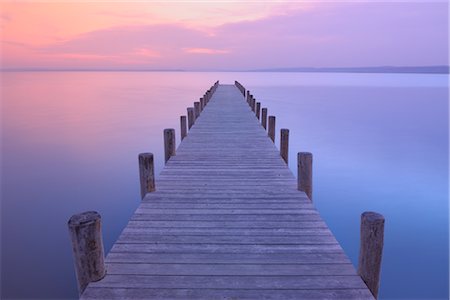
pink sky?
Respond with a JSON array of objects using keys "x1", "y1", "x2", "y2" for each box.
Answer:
[{"x1": 1, "y1": 1, "x2": 448, "y2": 70}]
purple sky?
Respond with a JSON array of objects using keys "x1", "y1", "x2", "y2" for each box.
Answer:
[{"x1": 1, "y1": 2, "x2": 448, "y2": 70}]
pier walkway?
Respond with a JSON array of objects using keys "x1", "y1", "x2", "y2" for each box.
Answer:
[{"x1": 82, "y1": 84, "x2": 374, "y2": 299}]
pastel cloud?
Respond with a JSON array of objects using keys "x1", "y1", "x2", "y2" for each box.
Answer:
[
  {"x1": 1, "y1": 2, "x2": 447, "y2": 70},
  {"x1": 184, "y1": 48, "x2": 230, "y2": 55}
]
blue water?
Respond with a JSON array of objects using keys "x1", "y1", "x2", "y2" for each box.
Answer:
[{"x1": 1, "y1": 72, "x2": 448, "y2": 299}]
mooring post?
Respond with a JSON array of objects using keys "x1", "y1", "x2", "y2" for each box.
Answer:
[
  {"x1": 180, "y1": 116, "x2": 187, "y2": 140},
  {"x1": 68, "y1": 211, "x2": 106, "y2": 296},
  {"x1": 187, "y1": 107, "x2": 194, "y2": 129},
  {"x1": 164, "y1": 128, "x2": 176, "y2": 163},
  {"x1": 261, "y1": 108, "x2": 268, "y2": 130},
  {"x1": 199, "y1": 97, "x2": 204, "y2": 111},
  {"x1": 358, "y1": 211, "x2": 385, "y2": 299},
  {"x1": 280, "y1": 129, "x2": 289, "y2": 164},
  {"x1": 194, "y1": 102, "x2": 200, "y2": 119},
  {"x1": 138, "y1": 153, "x2": 155, "y2": 198},
  {"x1": 297, "y1": 152, "x2": 313, "y2": 200},
  {"x1": 268, "y1": 116, "x2": 276, "y2": 142},
  {"x1": 251, "y1": 97, "x2": 256, "y2": 112},
  {"x1": 256, "y1": 102, "x2": 261, "y2": 119}
]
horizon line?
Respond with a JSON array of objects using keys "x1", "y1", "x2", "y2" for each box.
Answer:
[{"x1": 1, "y1": 65, "x2": 449, "y2": 74}]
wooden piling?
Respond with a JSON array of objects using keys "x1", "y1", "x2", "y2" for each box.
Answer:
[
  {"x1": 256, "y1": 102, "x2": 261, "y2": 119},
  {"x1": 251, "y1": 97, "x2": 256, "y2": 112},
  {"x1": 187, "y1": 107, "x2": 194, "y2": 129},
  {"x1": 164, "y1": 128, "x2": 176, "y2": 163},
  {"x1": 358, "y1": 211, "x2": 385, "y2": 299},
  {"x1": 280, "y1": 129, "x2": 289, "y2": 164},
  {"x1": 268, "y1": 116, "x2": 276, "y2": 142},
  {"x1": 297, "y1": 152, "x2": 313, "y2": 200},
  {"x1": 194, "y1": 102, "x2": 200, "y2": 119},
  {"x1": 199, "y1": 98, "x2": 204, "y2": 111},
  {"x1": 138, "y1": 153, "x2": 155, "y2": 198},
  {"x1": 180, "y1": 116, "x2": 187, "y2": 140},
  {"x1": 68, "y1": 211, "x2": 106, "y2": 296},
  {"x1": 261, "y1": 108, "x2": 268, "y2": 130}
]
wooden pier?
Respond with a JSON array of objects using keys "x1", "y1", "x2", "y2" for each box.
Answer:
[{"x1": 71, "y1": 82, "x2": 382, "y2": 299}]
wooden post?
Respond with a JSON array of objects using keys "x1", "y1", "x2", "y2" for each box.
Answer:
[
  {"x1": 199, "y1": 97, "x2": 204, "y2": 111},
  {"x1": 358, "y1": 211, "x2": 385, "y2": 299},
  {"x1": 180, "y1": 116, "x2": 187, "y2": 140},
  {"x1": 268, "y1": 116, "x2": 276, "y2": 142},
  {"x1": 194, "y1": 102, "x2": 200, "y2": 119},
  {"x1": 138, "y1": 153, "x2": 155, "y2": 198},
  {"x1": 251, "y1": 98, "x2": 256, "y2": 112},
  {"x1": 164, "y1": 128, "x2": 176, "y2": 163},
  {"x1": 256, "y1": 102, "x2": 261, "y2": 119},
  {"x1": 280, "y1": 129, "x2": 289, "y2": 164},
  {"x1": 68, "y1": 211, "x2": 106, "y2": 296},
  {"x1": 187, "y1": 107, "x2": 194, "y2": 129},
  {"x1": 297, "y1": 152, "x2": 312, "y2": 200},
  {"x1": 261, "y1": 108, "x2": 268, "y2": 130}
]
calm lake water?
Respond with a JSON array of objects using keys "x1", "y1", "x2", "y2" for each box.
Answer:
[{"x1": 1, "y1": 71, "x2": 448, "y2": 299}]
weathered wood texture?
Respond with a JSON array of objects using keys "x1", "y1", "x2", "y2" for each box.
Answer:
[
  {"x1": 280, "y1": 128, "x2": 289, "y2": 164},
  {"x1": 187, "y1": 107, "x2": 194, "y2": 129},
  {"x1": 180, "y1": 116, "x2": 187, "y2": 140},
  {"x1": 163, "y1": 129, "x2": 176, "y2": 163},
  {"x1": 82, "y1": 84, "x2": 373, "y2": 299},
  {"x1": 138, "y1": 153, "x2": 155, "y2": 199},
  {"x1": 298, "y1": 152, "x2": 313, "y2": 200},
  {"x1": 268, "y1": 115, "x2": 276, "y2": 142},
  {"x1": 261, "y1": 108, "x2": 268, "y2": 130},
  {"x1": 358, "y1": 212, "x2": 385, "y2": 299},
  {"x1": 68, "y1": 211, "x2": 106, "y2": 296}
]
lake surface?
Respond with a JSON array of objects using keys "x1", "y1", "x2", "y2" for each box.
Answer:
[{"x1": 1, "y1": 71, "x2": 448, "y2": 299}]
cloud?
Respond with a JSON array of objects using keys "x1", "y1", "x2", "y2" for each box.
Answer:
[
  {"x1": 2, "y1": 2, "x2": 448, "y2": 69},
  {"x1": 184, "y1": 48, "x2": 230, "y2": 55}
]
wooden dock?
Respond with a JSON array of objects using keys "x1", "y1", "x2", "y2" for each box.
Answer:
[{"x1": 79, "y1": 84, "x2": 376, "y2": 299}]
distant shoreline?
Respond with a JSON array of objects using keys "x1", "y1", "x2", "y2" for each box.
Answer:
[{"x1": 1, "y1": 66, "x2": 449, "y2": 74}]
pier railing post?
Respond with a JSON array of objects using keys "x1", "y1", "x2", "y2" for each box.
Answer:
[
  {"x1": 187, "y1": 107, "x2": 194, "y2": 129},
  {"x1": 199, "y1": 97, "x2": 204, "y2": 111},
  {"x1": 251, "y1": 97, "x2": 256, "y2": 112},
  {"x1": 261, "y1": 108, "x2": 268, "y2": 130},
  {"x1": 138, "y1": 153, "x2": 155, "y2": 198},
  {"x1": 164, "y1": 128, "x2": 176, "y2": 163},
  {"x1": 268, "y1": 116, "x2": 276, "y2": 142},
  {"x1": 256, "y1": 102, "x2": 261, "y2": 119},
  {"x1": 68, "y1": 211, "x2": 106, "y2": 296},
  {"x1": 194, "y1": 102, "x2": 200, "y2": 119},
  {"x1": 280, "y1": 129, "x2": 289, "y2": 164},
  {"x1": 180, "y1": 116, "x2": 187, "y2": 140},
  {"x1": 297, "y1": 152, "x2": 313, "y2": 200},
  {"x1": 358, "y1": 211, "x2": 385, "y2": 299}
]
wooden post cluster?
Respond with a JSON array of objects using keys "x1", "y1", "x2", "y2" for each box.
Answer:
[
  {"x1": 358, "y1": 212, "x2": 385, "y2": 299},
  {"x1": 297, "y1": 152, "x2": 312, "y2": 200},
  {"x1": 268, "y1": 116, "x2": 276, "y2": 142},
  {"x1": 138, "y1": 153, "x2": 155, "y2": 198},
  {"x1": 68, "y1": 211, "x2": 106, "y2": 296},
  {"x1": 280, "y1": 129, "x2": 289, "y2": 164},
  {"x1": 164, "y1": 128, "x2": 176, "y2": 163}
]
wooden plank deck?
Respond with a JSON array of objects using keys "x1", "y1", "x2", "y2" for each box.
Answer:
[{"x1": 82, "y1": 84, "x2": 374, "y2": 299}]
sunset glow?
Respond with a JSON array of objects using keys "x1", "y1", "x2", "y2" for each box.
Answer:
[{"x1": 1, "y1": 1, "x2": 448, "y2": 70}]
